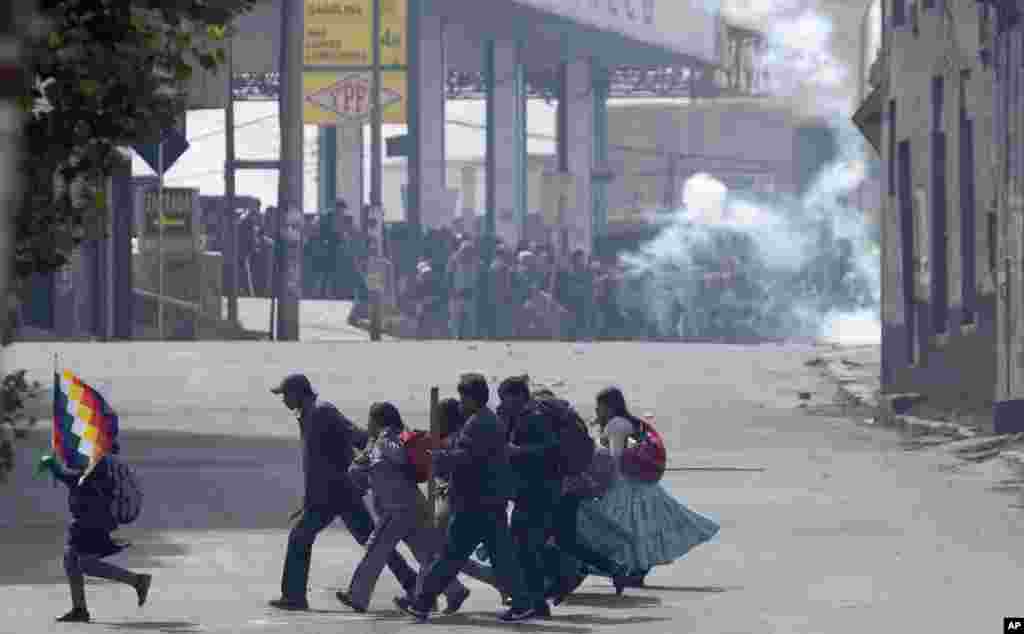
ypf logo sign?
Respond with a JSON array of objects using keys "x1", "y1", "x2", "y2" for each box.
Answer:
[{"x1": 306, "y1": 73, "x2": 401, "y2": 122}]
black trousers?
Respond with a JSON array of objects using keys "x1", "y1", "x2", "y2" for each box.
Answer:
[
  {"x1": 281, "y1": 501, "x2": 418, "y2": 600},
  {"x1": 510, "y1": 488, "x2": 559, "y2": 604},
  {"x1": 416, "y1": 504, "x2": 534, "y2": 611}
]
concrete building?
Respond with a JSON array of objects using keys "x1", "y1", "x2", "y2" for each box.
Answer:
[
  {"x1": 854, "y1": 0, "x2": 1005, "y2": 428},
  {"x1": 985, "y1": 0, "x2": 1024, "y2": 430}
]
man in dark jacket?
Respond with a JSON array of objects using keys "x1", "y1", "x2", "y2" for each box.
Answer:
[
  {"x1": 394, "y1": 373, "x2": 537, "y2": 623},
  {"x1": 269, "y1": 374, "x2": 419, "y2": 611},
  {"x1": 497, "y1": 376, "x2": 561, "y2": 616},
  {"x1": 42, "y1": 441, "x2": 151, "y2": 623}
]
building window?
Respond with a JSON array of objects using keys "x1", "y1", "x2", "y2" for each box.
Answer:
[
  {"x1": 889, "y1": 99, "x2": 897, "y2": 196},
  {"x1": 893, "y1": 0, "x2": 906, "y2": 27},
  {"x1": 988, "y1": 211, "x2": 998, "y2": 274},
  {"x1": 930, "y1": 74, "x2": 948, "y2": 333},
  {"x1": 960, "y1": 72, "x2": 975, "y2": 324},
  {"x1": 898, "y1": 140, "x2": 916, "y2": 363},
  {"x1": 931, "y1": 131, "x2": 949, "y2": 333},
  {"x1": 960, "y1": 117, "x2": 976, "y2": 324}
]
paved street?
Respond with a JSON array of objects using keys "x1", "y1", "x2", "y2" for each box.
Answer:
[
  {"x1": 2, "y1": 341, "x2": 1023, "y2": 633},
  {"x1": 229, "y1": 298, "x2": 391, "y2": 342}
]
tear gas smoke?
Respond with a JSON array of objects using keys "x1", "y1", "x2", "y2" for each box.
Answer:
[{"x1": 620, "y1": 3, "x2": 881, "y2": 345}]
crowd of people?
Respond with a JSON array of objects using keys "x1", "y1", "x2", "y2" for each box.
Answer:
[
  {"x1": 265, "y1": 372, "x2": 720, "y2": 623},
  {"x1": 40, "y1": 372, "x2": 720, "y2": 624},
  {"x1": 203, "y1": 198, "x2": 654, "y2": 340}
]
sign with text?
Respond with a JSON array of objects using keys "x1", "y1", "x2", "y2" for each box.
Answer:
[
  {"x1": 304, "y1": 0, "x2": 407, "y2": 67},
  {"x1": 514, "y1": 0, "x2": 720, "y2": 66},
  {"x1": 303, "y1": 70, "x2": 406, "y2": 125},
  {"x1": 305, "y1": 72, "x2": 402, "y2": 122},
  {"x1": 143, "y1": 188, "x2": 198, "y2": 237}
]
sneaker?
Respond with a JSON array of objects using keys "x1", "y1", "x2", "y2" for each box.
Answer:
[
  {"x1": 268, "y1": 597, "x2": 309, "y2": 611},
  {"x1": 56, "y1": 608, "x2": 90, "y2": 623},
  {"x1": 442, "y1": 588, "x2": 470, "y2": 615},
  {"x1": 335, "y1": 591, "x2": 367, "y2": 613},
  {"x1": 135, "y1": 574, "x2": 152, "y2": 607},
  {"x1": 499, "y1": 606, "x2": 537, "y2": 622},
  {"x1": 393, "y1": 595, "x2": 430, "y2": 621}
]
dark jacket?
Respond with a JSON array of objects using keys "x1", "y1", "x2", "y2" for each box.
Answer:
[
  {"x1": 49, "y1": 457, "x2": 117, "y2": 532},
  {"x1": 300, "y1": 400, "x2": 365, "y2": 510},
  {"x1": 431, "y1": 406, "x2": 513, "y2": 510},
  {"x1": 505, "y1": 401, "x2": 560, "y2": 494}
]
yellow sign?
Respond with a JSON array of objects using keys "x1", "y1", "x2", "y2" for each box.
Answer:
[
  {"x1": 304, "y1": 70, "x2": 407, "y2": 125},
  {"x1": 379, "y1": 0, "x2": 406, "y2": 67},
  {"x1": 304, "y1": 0, "x2": 406, "y2": 67}
]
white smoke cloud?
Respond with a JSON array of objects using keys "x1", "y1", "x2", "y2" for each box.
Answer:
[
  {"x1": 682, "y1": 173, "x2": 729, "y2": 224},
  {"x1": 621, "y1": 2, "x2": 882, "y2": 345}
]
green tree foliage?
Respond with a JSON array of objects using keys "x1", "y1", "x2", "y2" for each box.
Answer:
[{"x1": 13, "y1": 0, "x2": 253, "y2": 279}]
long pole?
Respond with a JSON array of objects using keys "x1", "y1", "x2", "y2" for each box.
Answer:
[
  {"x1": 428, "y1": 386, "x2": 439, "y2": 527},
  {"x1": 157, "y1": 141, "x2": 165, "y2": 340},
  {"x1": 369, "y1": 0, "x2": 383, "y2": 342}
]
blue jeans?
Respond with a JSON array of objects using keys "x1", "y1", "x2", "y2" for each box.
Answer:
[
  {"x1": 281, "y1": 503, "x2": 418, "y2": 601},
  {"x1": 415, "y1": 504, "x2": 534, "y2": 610}
]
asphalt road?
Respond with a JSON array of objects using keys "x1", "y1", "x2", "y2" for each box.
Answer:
[{"x1": 2, "y1": 341, "x2": 1022, "y2": 633}]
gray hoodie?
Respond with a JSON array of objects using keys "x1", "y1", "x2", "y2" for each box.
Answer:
[{"x1": 349, "y1": 429, "x2": 426, "y2": 516}]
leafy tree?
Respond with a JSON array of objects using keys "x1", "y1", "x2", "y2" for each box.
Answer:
[{"x1": 13, "y1": 0, "x2": 253, "y2": 280}]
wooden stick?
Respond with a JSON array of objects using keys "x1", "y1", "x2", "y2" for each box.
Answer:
[{"x1": 428, "y1": 386, "x2": 439, "y2": 528}]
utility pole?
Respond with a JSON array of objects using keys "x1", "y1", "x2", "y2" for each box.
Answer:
[
  {"x1": 369, "y1": 0, "x2": 383, "y2": 341},
  {"x1": 276, "y1": 0, "x2": 303, "y2": 341}
]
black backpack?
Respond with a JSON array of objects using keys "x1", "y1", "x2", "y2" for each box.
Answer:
[
  {"x1": 106, "y1": 456, "x2": 143, "y2": 525},
  {"x1": 529, "y1": 397, "x2": 595, "y2": 477}
]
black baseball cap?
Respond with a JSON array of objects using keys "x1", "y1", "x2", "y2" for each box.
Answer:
[{"x1": 271, "y1": 373, "x2": 314, "y2": 396}]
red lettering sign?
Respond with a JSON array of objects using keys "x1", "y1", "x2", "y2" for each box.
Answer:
[{"x1": 336, "y1": 80, "x2": 369, "y2": 116}]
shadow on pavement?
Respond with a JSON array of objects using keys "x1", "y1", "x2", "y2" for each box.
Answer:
[
  {"x1": 0, "y1": 524, "x2": 191, "y2": 586},
  {"x1": 631, "y1": 584, "x2": 736, "y2": 593},
  {"x1": 97, "y1": 621, "x2": 202, "y2": 632},
  {"x1": 561, "y1": 592, "x2": 661, "y2": 608},
  {"x1": 546, "y1": 614, "x2": 672, "y2": 628},
  {"x1": 429, "y1": 612, "x2": 593, "y2": 633},
  {"x1": 7, "y1": 427, "x2": 307, "y2": 533}
]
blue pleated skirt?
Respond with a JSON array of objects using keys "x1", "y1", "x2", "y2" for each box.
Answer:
[{"x1": 576, "y1": 475, "x2": 719, "y2": 574}]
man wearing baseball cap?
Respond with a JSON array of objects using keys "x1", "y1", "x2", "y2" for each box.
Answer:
[{"x1": 268, "y1": 373, "x2": 420, "y2": 611}]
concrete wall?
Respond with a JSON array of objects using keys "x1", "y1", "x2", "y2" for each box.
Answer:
[
  {"x1": 876, "y1": 0, "x2": 997, "y2": 416},
  {"x1": 604, "y1": 100, "x2": 800, "y2": 221}
]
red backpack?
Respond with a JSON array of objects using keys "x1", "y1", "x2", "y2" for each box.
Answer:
[
  {"x1": 399, "y1": 430, "x2": 437, "y2": 483},
  {"x1": 620, "y1": 416, "x2": 667, "y2": 483}
]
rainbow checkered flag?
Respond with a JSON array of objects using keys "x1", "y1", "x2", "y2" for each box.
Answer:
[{"x1": 53, "y1": 370, "x2": 119, "y2": 481}]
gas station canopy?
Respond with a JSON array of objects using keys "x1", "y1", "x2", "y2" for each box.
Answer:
[{"x1": 220, "y1": 0, "x2": 721, "y2": 76}]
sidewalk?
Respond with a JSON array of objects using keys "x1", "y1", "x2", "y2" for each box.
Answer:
[{"x1": 805, "y1": 343, "x2": 1024, "y2": 487}]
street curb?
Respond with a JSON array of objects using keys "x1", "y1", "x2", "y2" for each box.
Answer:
[
  {"x1": 807, "y1": 352, "x2": 996, "y2": 445},
  {"x1": 814, "y1": 360, "x2": 1024, "y2": 466}
]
